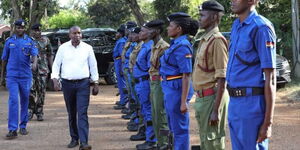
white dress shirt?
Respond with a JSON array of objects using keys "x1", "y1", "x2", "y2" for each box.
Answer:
[{"x1": 51, "y1": 41, "x2": 99, "y2": 82}]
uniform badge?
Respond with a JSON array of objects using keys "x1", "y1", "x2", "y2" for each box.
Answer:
[
  {"x1": 9, "y1": 43, "x2": 15, "y2": 46},
  {"x1": 185, "y1": 54, "x2": 192, "y2": 58},
  {"x1": 266, "y1": 41, "x2": 274, "y2": 48},
  {"x1": 21, "y1": 22, "x2": 25, "y2": 26}
]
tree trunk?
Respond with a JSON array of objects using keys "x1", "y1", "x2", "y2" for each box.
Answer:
[
  {"x1": 125, "y1": 0, "x2": 145, "y2": 26},
  {"x1": 291, "y1": 0, "x2": 300, "y2": 77}
]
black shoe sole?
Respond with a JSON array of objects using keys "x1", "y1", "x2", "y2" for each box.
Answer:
[{"x1": 6, "y1": 136, "x2": 17, "y2": 140}]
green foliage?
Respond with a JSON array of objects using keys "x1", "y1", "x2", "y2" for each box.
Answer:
[
  {"x1": 0, "y1": 0, "x2": 59, "y2": 20},
  {"x1": 153, "y1": 0, "x2": 188, "y2": 21},
  {"x1": 46, "y1": 10, "x2": 95, "y2": 29},
  {"x1": 87, "y1": 0, "x2": 131, "y2": 28}
]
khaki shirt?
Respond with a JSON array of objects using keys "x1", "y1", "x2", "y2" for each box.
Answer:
[
  {"x1": 121, "y1": 41, "x2": 131, "y2": 63},
  {"x1": 192, "y1": 27, "x2": 228, "y2": 90},
  {"x1": 149, "y1": 38, "x2": 169, "y2": 76},
  {"x1": 129, "y1": 41, "x2": 144, "y2": 70}
]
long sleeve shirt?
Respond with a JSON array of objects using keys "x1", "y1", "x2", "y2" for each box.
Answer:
[{"x1": 51, "y1": 41, "x2": 99, "y2": 82}]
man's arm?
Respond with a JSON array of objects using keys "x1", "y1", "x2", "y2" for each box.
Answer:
[
  {"x1": 210, "y1": 38, "x2": 229, "y2": 125},
  {"x1": 51, "y1": 46, "x2": 63, "y2": 91},
  {"x1": 88, "y1": 46, "x2": 99, "y2": 95},
  {"x1": 257, "y1": 68, "x2": 276, "y2": 143}
]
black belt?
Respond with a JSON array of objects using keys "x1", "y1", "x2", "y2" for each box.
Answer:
[
  {"x1": 134, "y1": 75, "x2": 149, "y2": 84},
  {"x1": 227, "y1": 86, "x2": 264, "y2": 97},
  {"x1": 62, "y1": 78, "x2": 89, "y2": 83}
]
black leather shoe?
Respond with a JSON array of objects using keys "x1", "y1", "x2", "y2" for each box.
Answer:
[
  {"x1": 19, "y1": 128, "x2": 28, "y2": 135},
  {"x1": 130, "y1": 126, "x2": 146, "y2": 141},
  {"x1": 6, "y1": 130, "x2": 17, "y2": 140},
  {"x1": 114, "y1": 104, "x2": 126, "y2": 110},
  {"x1": 28, "y1": 110, "x2": 34, "y2": 121},
  {"x1": 127, "y1": 120, "x2": 136, "y2": 126},
  {"x1": 136, "y1": 141, "x2": 156, "y2": 150},
  {"x1": 79, "y1": 143, "x2": 92, "y2": 150},
  {"x1": 67, "y1": 140, "x2": 79, "y2": 148},
  {"x1": 127, "y1": 124, "x2": 138, "y2": 131},
  {"x1": 121, "y1": 114, "x2": 131, "y2": 120},
  {"x1": 115, "y1": 101, "x2": 120, "y2": 105},
  {"x1": 36, "y1": 114, "x2": 44, "y2": 121}
]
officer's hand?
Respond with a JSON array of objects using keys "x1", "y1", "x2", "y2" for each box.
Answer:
[
  {"x1": 209, "y1": 111, "x2": 219, "y2": 126},
  {"x1": 92, "y1": 84, "x2": 99, "y2": 95},
  {"x1": 257, "y1": 123, "x2": 272, "y2": 143},
  {"x1": 52, "y1": 79, "x2": 61, "y2": 91},
  {"x1": 180, "y1": 102, "x2": 188, "y2": 114}
]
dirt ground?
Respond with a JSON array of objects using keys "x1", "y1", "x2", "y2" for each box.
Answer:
[{"x1": 0, "y1": 84, "x2": 299, "y2": 150}]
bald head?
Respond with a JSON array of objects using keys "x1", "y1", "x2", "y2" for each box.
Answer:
[{"x1": 69, "y1": 26, "x2": 82, "y2": 46}]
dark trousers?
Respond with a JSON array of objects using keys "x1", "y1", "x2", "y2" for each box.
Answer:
[{"x1": 61, "y1": 79, "x2": 90, "y2": 143}]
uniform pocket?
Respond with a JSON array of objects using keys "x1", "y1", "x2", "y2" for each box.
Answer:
[{"x1": 235, "y1": 38, "x2": 259, "y2": 65}]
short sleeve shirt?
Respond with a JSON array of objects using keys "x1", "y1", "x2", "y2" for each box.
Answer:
[
  {"x1": 226, "y1": 10, "x2": 276, "y2": 88},
  {"x1": 149, "y1": 38, "x2": 169, "y2": 76},
  {"x1": 159, "y1": 35, "x2": 193, "y2": 76},
  {"x1": 133, "y1": 40, "x2": 154, "y2": 78},
  {"x1": 1, "y1": 34, "x2": 38, "y2": 78},
  {"x1": 129, "y1": 41, "x2": 144, "y2": 69},
  {"x1": 192, "y1": 27, "x2": 228, "y2": 90}
]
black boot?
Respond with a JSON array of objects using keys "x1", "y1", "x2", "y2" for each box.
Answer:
[
  {"x1": 136, "y1": 141, "x2": 156, "y2": 150},
  {"x1": 6, "y1": 130, "x2": 17, "y2": 140},
  {"x1": 127, "y1": 124, "x2": 138, "y2": 131},
  {"x1": 28, "y1": 109, "x2": 34, "y2": 121},
  {"x1": 130, "y1": 125, "x2": 146, "y2": 141},
  {"x1": 121, "y1": 113, "x2": 132, "y2": 120},
  {"x1": 114, "y1": 104, "x2": 126, "y2": 110}
]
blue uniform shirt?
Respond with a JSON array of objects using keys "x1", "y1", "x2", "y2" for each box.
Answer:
[
  {"x1": 123, "y1": 42, "x2": 137, "y2": 69},
  {"x1": 113, "y1": 37, "x2": 127, "y2": 59},
  {"x1": 133, "y1": 40, "x2": 154, "y2": 78},
  {"x1": 226, "y1": 10, "x2": 276, "y2": 88},
  {"x1": 159, "y1": 35, "x2": 193, "y2": 76},
  {"x1": 1, "y1": 34, "x2": 38, "y2": 78}
]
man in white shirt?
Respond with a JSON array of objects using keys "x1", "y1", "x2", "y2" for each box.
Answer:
[{"x1": 51, "y1": 26, "x2": 99, "y2": 150}]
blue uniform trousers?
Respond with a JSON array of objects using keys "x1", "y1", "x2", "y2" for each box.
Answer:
[
  {"x1": 6, "y1": 77, "x2": 31, "y2": 131},
  {"x1": 135, "y1": 79, "x2": 156, "y2": 142},
  {"x1": 161, "y1": 84, "x2": 190, "y2": 150},
  {"x1": 61, "y1": 79, "x2": 90, "y2": 143},
  {"x1": 114, "y1": 60, "x2": 128, "y2": 105},
  {"x1": 228, "y1": 95, "x2": 269, "y2": 150}
]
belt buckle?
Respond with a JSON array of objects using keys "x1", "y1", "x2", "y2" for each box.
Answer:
[{"x1": 235, "y1": 89, "x2": 243, "y2": 96}]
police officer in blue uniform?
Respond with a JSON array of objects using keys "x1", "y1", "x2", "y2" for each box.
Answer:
[
  {"x1": 159, "y1": 12, "x2": 198, "y2": 150},
  {"x1": 0, "y1": 19, "x2": 38, "y2": 139},
  {"x1": 113, "y1": 24, "x2": 128, "y2": 107},
  {"x1": 133, "y1": 25, "x2": 156, "y2": 150},
  {"x1": 227, "y1": 0, "x2": 276, "y2": 149},
  {"x1": 114, "y1": 21, "x2": 137, "y2": 110}
]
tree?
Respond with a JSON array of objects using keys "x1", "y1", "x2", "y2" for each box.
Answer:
[
  {"x1": 46, "y1": 10, "x2": 95, "y2": 29},
  {"x1": 0, "y1": 0, "x2": 59, "y2": 30},
  {"x1": 87, "y1": 0, "x2": 131, "y2": 28},
  {"x1": 125, "y1": 0, "x2": 145, "y2": 25}
]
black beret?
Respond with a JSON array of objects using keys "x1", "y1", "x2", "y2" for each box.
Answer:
[
  {"x1": 117, "y1": 24, "x2": 126, "y2": 33},
  {"x1": 14, "y1": 19, "x2": 26, "y2": 27},
  {"x1": 143, "y1": 20, "x2": 164, "y2": 28},
  {"x1": 130, "y1": 27, "x2": 141, "y2": 34},
  {"x1": 167, "y1": 12, "x2": 190, "y2": 21},
  {"x1": 126, "y1": 21, "x2": 137, "y2": 29},
  {"x1": 199, "y1": 0, "x2": 225, "y2": 12},
  {"x1": 31, "y1": 23, "x2": 42, "y2": 30}
]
